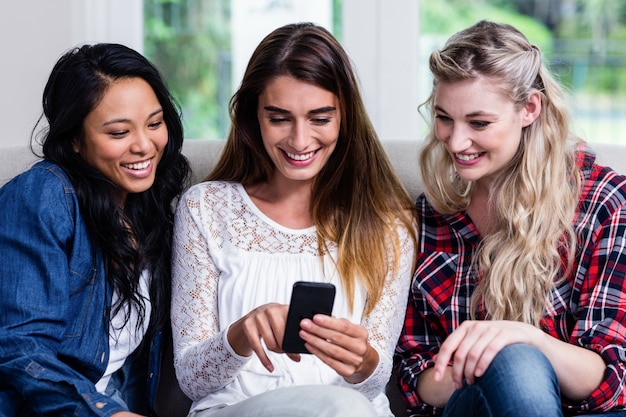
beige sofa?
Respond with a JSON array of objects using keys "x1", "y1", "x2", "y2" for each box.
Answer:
[
  {"x1": 0, "y1": 139, "x2": 423, "y2": 200},
  {"x1": 0, "y1": 139, "x2": 626, "y2": 199},
  {"x1": 2, "y1": 138, "x2": 626, "y2": 416},
  {"x1": 3, "y1": 138, "x2": 626, "y2": 199}
]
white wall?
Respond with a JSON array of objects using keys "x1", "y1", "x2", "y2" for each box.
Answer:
[
  {"x1": 231, "y1": 0, "x2": 333, "y2": 90},
  {"x1": 343, "y1": 0, "x2": 420, "y2": 141},
  {"x1": 0, "y1": 1, "x2": 73, "y2": 148},
  {"x1": 0, "y1": 0, "x2": 142, "y2": 148}
]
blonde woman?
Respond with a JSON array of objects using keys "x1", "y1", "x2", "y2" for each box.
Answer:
[
  {"x1": 171, "y1": 23, "x2": 416, "y2": 417},
  {"x1": 395, "y1": 20, "x2": 626, "y2": 417}
]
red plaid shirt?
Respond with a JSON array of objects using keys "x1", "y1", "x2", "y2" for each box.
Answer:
[{"x1": 395, "y1": 148, "x2": 626, "y2": 416}]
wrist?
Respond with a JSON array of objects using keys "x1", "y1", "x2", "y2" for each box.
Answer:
[{"x1": 345, "y1": 342, "x2": 379, "y2": 384}]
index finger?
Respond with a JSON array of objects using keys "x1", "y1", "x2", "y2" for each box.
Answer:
[
  {"x1": 246, "y1": 326, "x2": 274, "y2": 373},
  {"x1": 432, "y1": 326, "x2": 466, "y2": 381}
]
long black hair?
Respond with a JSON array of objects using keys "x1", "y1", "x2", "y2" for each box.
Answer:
[{"x1": 33, "y1": 43, "x2": 190, "y2": 334}]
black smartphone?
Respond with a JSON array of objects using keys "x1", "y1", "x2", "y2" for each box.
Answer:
[{"x1": 282, "y1": 281, "x2": 336, "y2": 354}]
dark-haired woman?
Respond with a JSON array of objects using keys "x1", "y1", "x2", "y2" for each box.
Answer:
[{"x1": 0, "y1": 43, "x2": 189, "y2": 416}]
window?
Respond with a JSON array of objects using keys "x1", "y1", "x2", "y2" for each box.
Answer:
[
  {"x1": 144, "y1": 0, "x2": 337, "y2": 139},
  {"x1": 144, "y1": 0, "x2": 626, "y2": 144},
  {"x1": 417, "y1": 0, "x2": 626, "y2": 144}
]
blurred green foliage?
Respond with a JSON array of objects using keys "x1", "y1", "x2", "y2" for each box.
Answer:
[
  {"x1": 144, "y1": 0, "x2": 230, "y2": 139},
  {"x1": 144, "y1": 0, "x2": 626, "y2": 141},
  {"x1": 420, "y1": 0, "x2": 626, "y2": 94},
  {"x1": 419, "y1": 0, "x2": 552, "y2": 50}
]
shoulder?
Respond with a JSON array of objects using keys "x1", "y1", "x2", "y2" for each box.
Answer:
[
  {"x1": 2, "y1": 160, "x2": 73, "y2": 191},
  {"x1": 179, "y1": 180, "x2": 242, "y2": 204},
  {"x1": 415, "y1": 193, "x2": 451, "y2": 225},
  {"x1": 574, "y1": 148, "x2": 626, "y2": 230},
  {"x1": 577, "y1": 148, "x2": 626, "y2": 210},
  {"x1": 0, "y1": 160, "x2": 77, "y2": 207},
  {"x1": 415, "y1": 193, "x2": 433, "y2": 211},
  {"x1": 176, "y1": 180, "x2": 247, "y2": 221},
  {"x1": 0, "y1": 161, "x2": 79, "y2": 234}
]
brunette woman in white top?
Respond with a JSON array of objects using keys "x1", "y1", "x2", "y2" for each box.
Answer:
[{"x1": 170, "y1": 22, "x2": 417, "y2": 417}]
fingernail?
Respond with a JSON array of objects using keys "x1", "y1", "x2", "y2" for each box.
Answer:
[{"x1": 312, "y1": 314, "x2": 327, "y2": 323}]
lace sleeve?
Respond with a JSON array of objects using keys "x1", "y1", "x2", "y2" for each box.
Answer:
[
  {"x1": 171, "y1": 186, "x2": 249, "y2": 401},
  {"x1": 343, "y1": 222, "x2": 416, "y2": 400}
]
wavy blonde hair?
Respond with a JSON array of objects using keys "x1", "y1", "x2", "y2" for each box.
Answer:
[{"x1": 420, "y1": 20, "x2": 581, "y2": 326}]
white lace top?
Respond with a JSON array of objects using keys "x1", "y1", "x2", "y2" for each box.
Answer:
[{"x1": 171, "y1": 181, "x2": 415, "y2": 416}]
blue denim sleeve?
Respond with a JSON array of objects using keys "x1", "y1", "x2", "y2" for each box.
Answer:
[{"x1": 0, "y1": 163, "x2": 126, "y2": 416}]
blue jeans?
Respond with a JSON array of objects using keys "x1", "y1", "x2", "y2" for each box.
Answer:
[{"x1": 441, "y1": 343, "x2": 625, "y2": 417}]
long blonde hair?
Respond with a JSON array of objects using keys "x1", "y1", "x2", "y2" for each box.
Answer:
[
  {"x1": 208, "y1": 23, "x2": 416, "y2": 315},
  {"x1": 420, "y1": 20, "x2": 581, "y2": 326}
]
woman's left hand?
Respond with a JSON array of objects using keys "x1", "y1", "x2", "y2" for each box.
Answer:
[
  {"x1": 432, "y1": 320, "x2": 542, "y2": 389},
  {"x1": 299, "y1": 314, "x2": 378, "y2": 383}
]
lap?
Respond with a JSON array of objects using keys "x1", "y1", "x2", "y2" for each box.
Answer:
[
  {"x1": 443, "y1": 344, "x2": 626, "y2": 417},
  {"x1": 443, "y1": 344, "x2": 562, "y2": 417},
  {"x1": 190, "y1": 385, "x2": 377, "y2": 417}
]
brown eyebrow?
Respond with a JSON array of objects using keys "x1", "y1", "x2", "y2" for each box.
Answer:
[
  {"x1": 433, "y1": 105, "x2": 447, "y2": 115},
  {"x1": 263, "y1": 105, "x2": 337, "y2": 115},
  {"x1": 102, "y1": 108, "x2": 163, "y2": 127},
  {"x1": 263, "y1": 106, "x2": 289, "y2": 114},
  {"x1": 309, "y1": 106, "x2": 337, "y2": 114}
]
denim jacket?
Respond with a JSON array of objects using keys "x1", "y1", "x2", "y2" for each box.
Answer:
[{"x1": 0, "y1": 160, "x2": 160, "y2": 416}]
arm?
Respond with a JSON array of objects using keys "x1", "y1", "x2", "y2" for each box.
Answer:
[
  {"x1": 171, "y1": 186, "x2": 250, "y2": 400},
  {"x1": 431, "y1": 320, "x2": 605, "y2": 402},
  {"x1": 394, "y1": 251, "x2": 451, "y2": 415},
  {"x1": 356, "y1": 224, "x2": 416, "y2": 396},
  {"x1": 0, "y1": 168, "x2": 128, "y2": 416},
  {"x1": 430, "y1": 185, "x2": 626, "y2": 412},
  {"x1": 294, "y1": 222, "x2": 416, "y2": 400},
  {"x1": 336, "y1": 223, "x2": 416, "y2": 399},
  {"x1": 394, "y1": 299, "x2": 446, "y2": 411},
  {"x1": 557, "y1": 196, "x2": 626, "y2": 412}
]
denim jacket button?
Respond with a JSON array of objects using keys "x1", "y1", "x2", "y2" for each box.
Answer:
[{"x1": 95, "y1": 402, "x2": 106, "y2": 409}]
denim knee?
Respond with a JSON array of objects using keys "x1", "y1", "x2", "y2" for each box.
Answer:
[{"x1": 444, "y1": 344, "x2": 563, "y2": 417}]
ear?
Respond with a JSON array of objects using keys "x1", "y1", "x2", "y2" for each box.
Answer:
[
  {"x1": 521, "y1": 90, "x2": 542, "y2": 127},
  {"x1": 72, "y1": 138, "x2": 81, "y2": 154}
]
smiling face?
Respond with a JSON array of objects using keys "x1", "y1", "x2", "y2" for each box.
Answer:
[
  {"x1": 433, "y1": 76, "x2": 540, "y2": 190},
  {"x1": 74, "y1": 77, "x2": 168, "y2": 204},
  {"x1": 257, "y1": 75, "x2": 341, "y2": 187}
]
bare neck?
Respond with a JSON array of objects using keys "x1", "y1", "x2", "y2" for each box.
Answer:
[{"x1": 245, "y1": 178, "x2": 314, "y2": 229}]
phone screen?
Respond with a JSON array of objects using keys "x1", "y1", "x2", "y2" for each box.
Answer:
[{"x1": 282, "y1": 281, "x2": 336, "y2": 353}]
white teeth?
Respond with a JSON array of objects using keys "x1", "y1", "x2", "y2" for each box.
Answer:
[
  {"x1": 286, "y1": 151, "x2": 315, "y2": 161},
  {"x1": 122, "y1": 160, "x2": 151, "y2": 170},
  {"x1": 456, "y1": 153, "x2": 481, "y2": 161}
]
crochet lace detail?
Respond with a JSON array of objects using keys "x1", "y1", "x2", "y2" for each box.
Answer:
[{"x1": 171, "y1": 181, "x2": 415, "y2": 403}]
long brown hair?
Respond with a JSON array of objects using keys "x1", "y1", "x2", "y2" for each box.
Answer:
[{"x1": 208, "y1": 22, "x2": 416, "y2": 314}]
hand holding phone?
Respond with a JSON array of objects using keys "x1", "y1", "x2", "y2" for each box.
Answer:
[{"x1": 282, "y1": 281, "x2": 336, "y2": 353}]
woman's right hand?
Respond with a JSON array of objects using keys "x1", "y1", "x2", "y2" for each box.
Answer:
[
  {"x1": 226, "y1": 302, "x2": 296, "y2": 372},
  {"x1": 111, "y1": 412, "x2": 144, "y2": 417}
]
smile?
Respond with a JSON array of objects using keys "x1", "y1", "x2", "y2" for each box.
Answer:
[
  {"x1": 285, "y1": 151, "x2": 316, "y2": 161},
  {"x1": 121, "y1": 158, "x2": 152, "y2": 170},
  {"x1": 455, "y1": 152, "x2": 483, "y2": 161}
]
